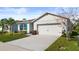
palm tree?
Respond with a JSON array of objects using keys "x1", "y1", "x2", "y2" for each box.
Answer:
[
  {"x1": 0, "y1": 18, "x2": 8, "y2": 33},
  {"x1": 7, "y1": 17, "x2": 16, "y2": 32}
]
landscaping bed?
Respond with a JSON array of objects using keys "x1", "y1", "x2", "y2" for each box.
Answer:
[
  {"x1": 45, "y1": 36, "x2": 79, "y2": 51},
  {"x1": 0, "y1": 32, "x2": 27, "y2": 42}
]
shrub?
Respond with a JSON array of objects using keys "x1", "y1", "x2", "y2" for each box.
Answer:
[
  {"x1": 0, "y1": 31, "x2": 3, "y2": 34},
  {"x1": 62, "y1": 32, "x2": 66, "y2": 37},
  {"x1": 0, "y1": 31, "x2": 8, "y2": 35},
  {"x1": 14, "y1": 31, "x2": 18, "y2": 33},
  {"x1": 3, "y1": 31, "x2": 8, "y2": 33},
  {"x1": 20, "y1": 31, "x2": 27, "y2": 34},
  {"x1": 62, "y1": 30, "x2": 66, "y2": 37},
  {"x1": 75, "y1": 26, "x2": 79, "y2": 32},
  {"x1": 71, "y1": 31, "x2": 79, "y2": 37}
]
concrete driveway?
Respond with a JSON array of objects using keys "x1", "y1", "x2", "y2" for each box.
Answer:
[
  {"x1": 0, "y1": 42, "x2": 31, "y2": 51},
  {"x1": 6, "y1": 35, "x2": 60, "y2": 51}
]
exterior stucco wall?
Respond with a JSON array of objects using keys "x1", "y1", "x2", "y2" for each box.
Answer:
[
  {"x1": 33, "y1": 14, "x2": 67, "y2": 31},
  {"x1": 12, "y1": 24, "x2": 18, "y2": 32}
]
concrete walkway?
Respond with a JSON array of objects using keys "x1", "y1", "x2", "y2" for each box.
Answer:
[{"x1": 6, "y1": 35, "x2": 60, "y2": 51}]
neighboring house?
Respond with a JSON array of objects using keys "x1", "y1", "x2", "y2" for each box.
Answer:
[{"x1": 28, "y1": 13, "x2": 72, "y2": 36}]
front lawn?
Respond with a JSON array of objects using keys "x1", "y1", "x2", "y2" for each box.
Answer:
[
  {"x1": 45, "y1": 36, "x2": 79, "y2": 51},
  {"x1": 0, "y1": 32, "x2": 27, "y2": 42}
]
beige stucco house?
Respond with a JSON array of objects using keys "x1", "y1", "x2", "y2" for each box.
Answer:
[
  {"x1": 28, "y1": 13, "x2": 72, "y2": 36},
  {"x1": 2, "y1": 12, "x2": 72, "y2": 36}
]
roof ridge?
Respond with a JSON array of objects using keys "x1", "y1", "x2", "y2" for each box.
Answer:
[{"x1": 32, "y1": 12, "x2": 69, "y2": 23}]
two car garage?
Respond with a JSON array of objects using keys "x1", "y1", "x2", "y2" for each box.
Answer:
[
  {"x1": 38, "y1": 24, "x2": 62, "y2": 35},
  {"x1": 33, "y1": 13, "x2": 68, "y2": 36}
]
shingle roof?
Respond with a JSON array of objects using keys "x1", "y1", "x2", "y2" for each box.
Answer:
[{"x1": 32, "y1": 12, "x2": 69, "y2": 23}]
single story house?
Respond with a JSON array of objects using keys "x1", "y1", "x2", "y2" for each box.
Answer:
[
  {"x1": 27, "y1": 13, "x2": 72, "y2": 36},
  {"x1": 3, "y1": 12, "x2": 72, "y2": 36}
]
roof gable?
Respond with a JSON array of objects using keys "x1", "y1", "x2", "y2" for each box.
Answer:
[{"x1": 33, "y1": 13, "x2": 69, "y2": 23}]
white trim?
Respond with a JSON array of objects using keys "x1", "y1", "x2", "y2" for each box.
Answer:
[
  {"x1": 27, "y1": 24, "x2": 30, "y2": 33},
  {"x1": 18, "y1": 24, "x2": 20, "y2": 31}
]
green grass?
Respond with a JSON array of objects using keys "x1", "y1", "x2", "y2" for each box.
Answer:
[
  {"x1": 45, "y1": 24, "x2": 79, "y2": 51},
  {"x1": 45, "y1": 36, "x2": 79, "y2": 51},
  {"x1": 0, "y1": 32, "x2": 27, "y2": 42}
]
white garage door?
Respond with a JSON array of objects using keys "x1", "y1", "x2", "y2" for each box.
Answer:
[{"x1": 38, "y1": 24, "x2": 62, "y2": 35}]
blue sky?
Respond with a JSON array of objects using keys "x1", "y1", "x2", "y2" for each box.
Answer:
[{"x1": 0, "y1": 7, "x2": 78, "y2": 20}]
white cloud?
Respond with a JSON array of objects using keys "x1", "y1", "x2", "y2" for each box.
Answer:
[
  {"x1": 0, "y1": 14, "x2": 27, "y2": 20},
  {"x1": 0, "y1": 7, "x2": 28, "y2": 15},
  {"x1": 0, "y1": 7, "x2": 29, "y2": 20},
  {"x1": 16, "y1": 8, "x2": 27, "y2": 15}
]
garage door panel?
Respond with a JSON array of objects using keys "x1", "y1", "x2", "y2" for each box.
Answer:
[{"x1": 38, "y1": 25, "x2": 62, "y2": 35}]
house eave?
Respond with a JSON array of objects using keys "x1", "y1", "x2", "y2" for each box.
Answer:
[{"x1": 32, "y1": 12, "x2": 69, "y2": 23}]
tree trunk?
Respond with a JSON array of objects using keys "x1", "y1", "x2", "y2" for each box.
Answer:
[
  {"x1": 9, "y1": 25, "x2": 12, "y2": 35},
  {"x1": 66, "y1": 31, "x2": 71, "y2": 40},
  {"x1": 2, "y1": 25, "x2": 4, "y2": 34},
  {"x1": 10, "y1": 25, "x2": 11, "y2": 32},
  {"x1": 11, "y1": 25, "x2": 12, "y2": 32}
]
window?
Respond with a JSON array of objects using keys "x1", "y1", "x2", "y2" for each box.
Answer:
[
  {"x1": 20, "y1": 23, "x2": 23, "y2": 30},
  {"x1": 20, "y1": 23, "x2": 27, "y2": 31},
  {"x1": 24, "y1": 23, "x2": 27, "y2": 30}
]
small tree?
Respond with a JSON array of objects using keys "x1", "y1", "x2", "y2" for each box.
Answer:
[
  {"x1": 0, "y1": 18, "x2": 8, "y2": 33},
  {"x1": 7, "y1": 17, "x2": 16, "y2": 32},
  {"x1": 58, "y1": 7, "x2": 79, "y2": 40}
]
